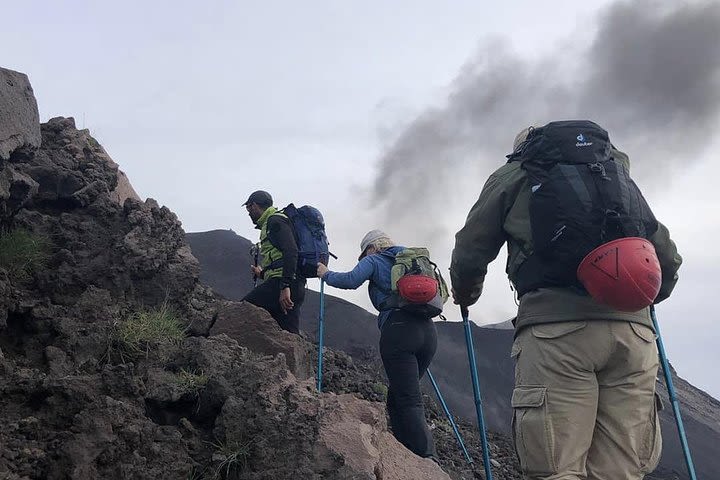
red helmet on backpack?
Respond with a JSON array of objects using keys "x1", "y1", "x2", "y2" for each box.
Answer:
[
  {"x1": 577, "y1": 237, "x2": 662, "y2": 312},
  {"x1": 397, "y1": 275, "x2": 438, "y2": 304}
]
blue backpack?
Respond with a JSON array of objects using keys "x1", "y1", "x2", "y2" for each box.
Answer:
[{"x1": 282, "y1": 204, "x2": 333, "y2": 278}]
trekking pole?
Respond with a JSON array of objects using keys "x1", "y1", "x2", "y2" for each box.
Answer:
[
  {"x1": 461, "y1": 306, "x2": 494, "y2": 480},
  {"x1": 427, "y1": 369, "x2": 473, "y2": 465},
  {"x1": 651, "y1": 305, "x2": 697, "y2": 480},
  {"x1": 250, "y1": 244, "x2": 260, "y2": 287},
  {"x1": 316, "y1": 278, "x2": 326, "y2": 391}
]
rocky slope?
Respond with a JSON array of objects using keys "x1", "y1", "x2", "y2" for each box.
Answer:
[
  {"x1": 0, "y1": 67, "x2": 466, "y2": 480},
  {"x1": 187, "y1": 228, "x2": 720, "y2": 479},
  {"x1": 3, "y1": 64, "x2": 712, "y2": 480}
]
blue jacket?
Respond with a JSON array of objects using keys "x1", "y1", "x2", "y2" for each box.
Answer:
[{"x1": 323, "y1": 245, "x2": 404, "y2": 329}]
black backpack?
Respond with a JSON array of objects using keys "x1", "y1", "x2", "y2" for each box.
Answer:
[{"x1": 507, "y1": 120, "x2": 658, "y2": 296}]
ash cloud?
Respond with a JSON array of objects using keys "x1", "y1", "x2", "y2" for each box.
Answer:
[{"x1": 370, "y1": 0, "x2": 720, "y2": 242}]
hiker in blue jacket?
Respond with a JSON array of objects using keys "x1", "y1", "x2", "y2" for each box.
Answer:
[{"x1": 317, "y1": 230, "x2": 438, "y2": 460}]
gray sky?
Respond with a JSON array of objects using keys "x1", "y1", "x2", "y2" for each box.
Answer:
[{"x1": 4, "y1": 0, "x2": 719, "y2": 399}]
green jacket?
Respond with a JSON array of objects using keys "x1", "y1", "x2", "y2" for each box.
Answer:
[
  {"x1": 450, "y1": 149, "x2": 682, "y2": 333},
  {"x1": 257, "y1": 207, "x2": 287, "y2": 280}
]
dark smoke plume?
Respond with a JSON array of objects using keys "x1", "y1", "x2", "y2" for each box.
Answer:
[{"x1": 371, "y1": 0, "x2": 720, "y2": 241}]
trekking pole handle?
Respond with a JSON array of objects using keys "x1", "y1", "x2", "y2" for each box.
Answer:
[
  {"x1": 461, "y1": 305, "x2": 469, "y2": 319},
  {"x1": 250, "y1": 243, "x2": 260, "y2": 285}
]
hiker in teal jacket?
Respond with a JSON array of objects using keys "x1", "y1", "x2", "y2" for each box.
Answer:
[{"x1": 318, "y1": 230, "x2": 438, "y2": 460}]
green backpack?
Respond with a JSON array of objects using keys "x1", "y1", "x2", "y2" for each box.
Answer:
[{"x1": 379, "y1": 247, "x2": 449, "y2": 318}]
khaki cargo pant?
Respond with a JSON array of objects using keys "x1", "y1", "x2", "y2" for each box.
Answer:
[{"x1": 511, "y1": 320, "x2": 662, "y2": 480}]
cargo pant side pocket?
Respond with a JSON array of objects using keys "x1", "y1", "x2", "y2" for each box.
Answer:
[
  {"x1": 512, "y1": 385, "x2": 556, "y2": 476},
  {"x1": 639, "y1": 391, "x2": 663, "y2": 473}
]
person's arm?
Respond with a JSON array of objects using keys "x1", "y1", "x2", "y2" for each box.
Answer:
[
  {"x1": 450, "y1": 166, "x2": 523, "y2": 306},
  {"x1": 650, "y1": 220, "x2": 682, "y2": 303},
  {"x1": 320, "y1": 257, "x2": 375, "y2": 290},
  {"x1": 615, "y1": 146, "x2": 681, "y2": 302},
  {"x1": 266, "y1": 215, "x2": 298, "y2": 286}
]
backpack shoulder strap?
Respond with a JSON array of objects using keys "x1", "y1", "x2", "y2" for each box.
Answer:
[
  {"x1": 377, "y1": 250, "x2": 399, "y2": 260},
  {"x1": 269, "y1": 211, "x2": 288, "y2": 220},
  {"x1": 407, "y1": 247, "x2": 430, "y2": 257}
]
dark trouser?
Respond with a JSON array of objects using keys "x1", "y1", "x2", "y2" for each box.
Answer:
[
  {"x1": 242, "y1": 277, "x2": 306, "y2": 334},
  {"x1": 379, "y1": 310, "x2": 438, "y2": 458}
]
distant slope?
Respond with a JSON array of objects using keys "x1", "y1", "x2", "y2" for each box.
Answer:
[
  {"x1": 187, "y1": 229, "x2": 720, "y2": 479},
  {"x1": 185, "y1": 229, "x2": 255, "y2": 297}
]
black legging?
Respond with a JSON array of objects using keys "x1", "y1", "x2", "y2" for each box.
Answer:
[{"x1": 379, "y1": 310, "x2": 438, "y2": 458}]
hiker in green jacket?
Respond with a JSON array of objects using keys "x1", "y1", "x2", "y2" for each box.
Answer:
[
  {"x1": 450, "y1": 122, "x2": 682, "y2": 480},
  {"x1": 242, "y1": 190, "x2": 305, "y2": 334}
]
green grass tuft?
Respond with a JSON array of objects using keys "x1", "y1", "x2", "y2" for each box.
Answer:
[
  {"x1": 372, "y1": 382, "x2": 388, "y2": 398},
  {"x1": 175, "y1": 368, "x2": 209, "y2": 391},
  {"x1": 210, "y1": 437, "x2": 254, "y2": 479},
  {"x1": 114, "y1": 303, "x2": 185, "y2": 359},
  {"x1": 0, "y1": 229, "x2": 51, "y2": 281}
]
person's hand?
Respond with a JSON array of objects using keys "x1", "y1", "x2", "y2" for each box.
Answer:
[
  {"x1": 451, "y1": 287, "x2": 478, "y2": 307},
  {"x1": 451, "y1": 288, "x2": 462, "y2": 305},
  {"x1": 250, "y1": 265, "x2": 262, "y2": 278},
  {"x1": 279, "y1": 287, "x2": 294, "y2": 314},
  {"x1": 317, "y1": 262, "x2": 329, "y2": 278}
]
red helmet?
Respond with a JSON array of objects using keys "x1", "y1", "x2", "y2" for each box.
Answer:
[
  {"x1": 397, "y1": 275, "x2": 438, "y2": 304},
  {"x1": 577, "y1": 237, "x2": 662, "y2": 312}
]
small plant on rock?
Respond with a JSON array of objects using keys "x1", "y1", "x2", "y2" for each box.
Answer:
[
  {"x1": 210, "y1": 436, "x2": 255, "y2": 479},
  {"x1": 113, "y1": 302, "x2": 185, "y2": 361},
  {"x1": 175, "y1": 368, "x2": 209, "y2": 392},
  {"x1": 0, "y1": 228, "x2": 51, "y2": 282},
  {"x1": 372, "y1": 382, "x2": 388, "y2": 399}
]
